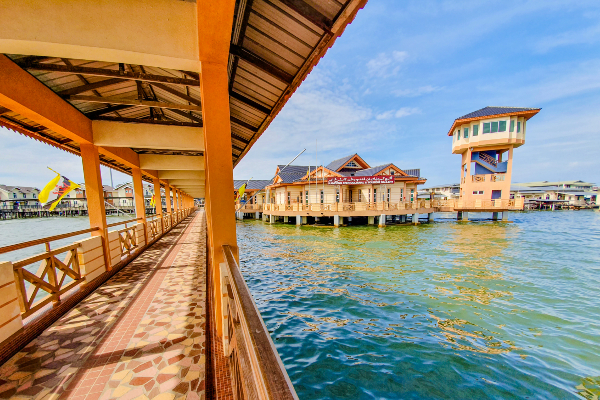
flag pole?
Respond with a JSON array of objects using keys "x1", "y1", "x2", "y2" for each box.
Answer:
[
  {"x1": 236, "y1": 149, "x2": 306, "y2": 212},
  {"x1": 47, "y1": 167, "x2": 61, "y2": 176}
]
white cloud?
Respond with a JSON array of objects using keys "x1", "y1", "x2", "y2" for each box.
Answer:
[
  {"x1": 366, "y1": 51, "x2": 408, "y2": 77},
  {"x1": 393, "y1": 85, "x2": 442, "y2": 97},
  {"x1": 535, "y1": 23, "x2": 600, "y2": 53},
  {"x1": 376, "y1": 107, "x2": 420, "y2": 120}
]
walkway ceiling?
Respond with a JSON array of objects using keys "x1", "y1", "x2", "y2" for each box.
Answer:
[{"x1": 0, "y1": 0, "x2": 367, "y2": 199}]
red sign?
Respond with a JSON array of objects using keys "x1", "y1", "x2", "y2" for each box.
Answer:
[{"x1": 327, "y1": 176, "x2": 395, "y2": 185}]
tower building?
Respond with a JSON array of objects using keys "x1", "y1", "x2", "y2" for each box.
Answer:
[{"x1": 448, "y1": 106, "x2": 541, "y2": 205}]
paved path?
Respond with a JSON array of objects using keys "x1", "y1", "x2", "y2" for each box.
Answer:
[{"x1": 0, "y1": 211, "x2": 207, "y2": 400}]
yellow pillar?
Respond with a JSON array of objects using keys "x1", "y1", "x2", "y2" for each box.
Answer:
[
  {"x1": 132, "y1": 167, "x2": 146, "y2": 224},
  {"x1": 153, "y1": 177, "x2": 163, "y2": 232},
  {"x1": 173, "y1": 188, "x2": 179, "y2": 221},
  {"x1": 80, "y1": 144, "x2": 109, "y2": 267}
]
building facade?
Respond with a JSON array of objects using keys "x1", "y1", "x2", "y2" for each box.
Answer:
[{"x1": 449, "y1": 106, "x2": 541, "y2": 208}]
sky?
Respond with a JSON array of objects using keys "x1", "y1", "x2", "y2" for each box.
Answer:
[{"x1": 1, "y1": 0, "x2": 600, "y2": 190}]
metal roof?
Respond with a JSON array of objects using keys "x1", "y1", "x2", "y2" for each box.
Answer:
[
  {"x1": 233, "y1": 180, "x2": 272, "y2": 190},
  {"x1": 458, "y1": 107, "x2": 540, "y2": 120},
  {"x1": 325, "y1": 154, "x2": 355, "y2": 171}
]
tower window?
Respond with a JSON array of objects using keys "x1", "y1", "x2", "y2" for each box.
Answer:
[
  {"x1": 483, "y1": 122, "x2": 491, "y2": 134},
  {"x1": 473, "y1": 125, "x2": 479, "y2": 136},
  {"x1": 464, "y1": 127, "x2": 469, "y2": 138},
  {"x1": 510, "y1": 120, "x2": 515, "y2": 132},
  {"x1": 499, "y1": 121, "x2": 507, "y2": 132},
  {"x1": 491, "y1": 121, "x2": 499, "y2": 133},
  {"x1": 517, "y1": 122, "x2": 521, "y2": 133}
]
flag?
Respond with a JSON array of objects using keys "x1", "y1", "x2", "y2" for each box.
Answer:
[
  {"x1": 39, "y1": 169, "x2": 80, "y2": 211},
  {"x1": 235, "y1": 183, "x2": 246, "y2": 202}
]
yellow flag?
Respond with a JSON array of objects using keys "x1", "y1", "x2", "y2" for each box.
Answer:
[
  {"x1": 39, "y1": 170, "x2": 80, "y2": 211},
  {"x1": 150, "y1": 195, "x2": 156, "y2": 207},
  {"x1": 235, "y1": 183, "x2": 246, "y2": 202}
]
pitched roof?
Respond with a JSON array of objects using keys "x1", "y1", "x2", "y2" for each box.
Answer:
[
  {"x1": 0, "y1": 185, "x2": 40, "y2": 193},
  {"x1": 233, "y1": 180, "x2": 272, "y2": 190},
  {"x1": 458, "y1": 107, "x2": 540, "y2": 120},
  {"x1": 325, "y1": 154, "x2": 355, "y2": 171},
  {"x1": 352, "y1": 164, "x2": 391, "y2": 176}
]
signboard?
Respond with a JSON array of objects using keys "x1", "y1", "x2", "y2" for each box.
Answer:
[{"x1": 327, "y1": 176, "x2": 395, "y2": 185}]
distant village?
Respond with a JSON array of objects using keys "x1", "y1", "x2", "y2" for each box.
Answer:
[{"x1": 0, "y1": 181, "x2": 164, "y2": 217}]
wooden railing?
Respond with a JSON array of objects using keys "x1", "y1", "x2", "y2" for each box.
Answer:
[
  {"x1": 221, "y1": 245, "x2": 298, "y2": 400},
  {"x1": 0, "y1": 207, "x2": 195, "y2": 335},
  {"x1": 263, "y1": 201, "x2": 427, "y2": 213},
  {"x1": 0, "y1": 229, "x2": 100, "y2": 319}
]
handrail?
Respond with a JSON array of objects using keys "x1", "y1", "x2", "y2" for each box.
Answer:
[
  {"x1": 222, "y1": 245, "x2": 298, "y2": 400},
  {"x1": 105, "y1": 217, "x2": 143, "y2": 228},
  {"x1": 0, "y1": 227, "x2": 100, "y2": 254}
]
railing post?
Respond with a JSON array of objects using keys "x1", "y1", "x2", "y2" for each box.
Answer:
[
  {"x1": 0, "y1": 261, "x2": 24, "y2": 341},
  {"x1": 80, "y1": 144, "x2": 110, "y2": 269}
]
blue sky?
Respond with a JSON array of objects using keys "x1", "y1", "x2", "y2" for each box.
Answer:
[{"x1": 1, "y1": 0, "x2": 599, "y2": 190}]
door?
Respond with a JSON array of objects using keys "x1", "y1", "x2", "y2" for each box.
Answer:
[{"x1": 491, "y1": 190, "x2": 501, "y2": 200}]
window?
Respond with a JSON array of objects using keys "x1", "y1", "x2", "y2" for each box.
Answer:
[
  {"x1": 499, "y1": 121, "x2": 507, "y2": 132},
  {"x1": 491, "y1": 121, "x2": 498, "y2": 133},
  {"x1": 320, "y1": 190, "x2": 324, "y2": 204},
  {"x1": 400, "y1": 188, "x2": 404, "y2": 201},
  {"x1": 368, "y1": 189, "x2": 371, "y2": 202},
  {"x1": 22, "y1": 194, "x2": 26, "y2": 198},
  {"x1": 387, "y1": 188, "x2": 391, "y2": 202},
  {"x1": 13, "y1": 193, "x2": 16, "y2": 199},
  {"x1": 346, "y1": 161, "x2": 359, "y2": 168},
  {"x1": 336, "y1": 189, "x2": 340, "y2": 203},
  {"x1": 464, "y1": 127, "x2": 469, "y2": 138},
  {"x1": 390, "y1": 170, "x2": 395, "y2": 175},
  {"x1": 510, "y1": 120, "x2": 515, "y2": 132},
  {"x1": 287, "y1": 192, "x2": 290, "y2": 205},
  {"x1": 358, "y1": 190, "x2": 362, "y2": 202},
  {"x1": 456, "y1": 130, "x2": 460, "y2": 140},
  {"x1": 483, "y1": 122, "x2": 490, "y2": 133},
  {"x1": 473, "y1": 190, "x2": 484, "y2": 195},
  {"x1": 33, "y1": 193, "x2": 36, "y2": 198},
  {"x1": 305, "y1": 191, "x2": 308, "y2": 204},
  {"x1": 410, "y1": 189, "x2": 414, "y2": 202},
  {"x1": 373, "y1": 188, "x2": 377, "y2": 203},
  {"x1": 517, "y1": 121, "x2": 521, "y2": 133},
  {"x1": 473, "y1": 125, "x2": 479, "y2": 136}
]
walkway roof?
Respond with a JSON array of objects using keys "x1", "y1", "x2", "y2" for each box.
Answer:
[{"x1": 0, "y1": 0, "x2": 368, "y2": 199}]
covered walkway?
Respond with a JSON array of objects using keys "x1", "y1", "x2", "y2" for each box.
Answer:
[{"x1": 0, "y1": 212, "x2": 206, "y2": 400}]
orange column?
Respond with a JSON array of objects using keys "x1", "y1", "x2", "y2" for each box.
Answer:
[
  {"x1": 132, "y1": 167, "x2": 146, "y2": 225},
  {"x1": 80, "y1": 144, "x2": 109, "y2": 266},
  {"x1": 173, "y1": 188, "x2": 179, "y2": 221}
]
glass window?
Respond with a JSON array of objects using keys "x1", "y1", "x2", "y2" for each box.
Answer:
[
  {"x1": 410, "y1": 189, "x2": 414, "y2": 202},
  {"x1": 456, "y1": 132, "x2": 459, "y2": 140},
  {"x1": 483, "y1": 122, "x2": 491, "y2": 134},
  {"x1": 473, "y1": 125, "x2": 479, "y2": 136},
  {"x1": 387, "y1": 188, "x2": 391, "y2": 202},
  {"x1": 400, "y1": 188, "x2": 404, "y2": 201},
  {"x1": 390, "y1": 170, "x2": 395, "y2": 175},
  {"x1": 491, "y1": 121, "x2": 499, "y2": 133},
  {"x1": 336, "y1": 189, "x2": 340, "y2": 203},
  {"x1": 373, "y1": 189, "x2": 377, "y2": 203},
  {"x1": 358, "y1": 191, "x2": 362, "y2": 202},
  {"x1": 23, "y1": 194, "x2": 26, "y2": 198},
  {"x1": 510, "y1": 120, "x2": 515, "y2": 132},
  {"x1": 305, "y1": 191, "x2": 308, "y2": 204},
  {"x1": 499, "y1": 121, "x2": 507, "y2": 132},
  {"x1": 464, "y1": 127, "x2": 469, "y2": 138},
  {"x1": 517, "y1": 122, "x2": 521, "y2": 133},
  {"x1": 320, "y1": 190, "x2": 324, "y2": 204}
]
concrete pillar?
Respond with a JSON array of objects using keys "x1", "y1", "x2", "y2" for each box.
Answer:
[
  {"x1": 269, "y1": 214, "x2": 274, "y2": 224},
  {"x1": 458, "y1": 211, "x2": 468, "y2": 220},
  {"x1": 378, "y1": 214, "x2": 386, "y2": 227},
  {"x1": 153, "y1": 178, "x2": 163, "y2": 231},
  {"x1": 368, "y1": 216, "x2": 375, "y2": 225},
  {"x1": 296, "y1": 215, "x2": 302, "y2": 226},
  {"x1": 334, "y1": 215, "x2": 340, "y2": 227},
  {"x1": 502, "y1": 211, "x2": 508, "y2": 221},
  {"x1": 198, "y1": 0, "x2": 239, "y2": 337},
  {"x1": 80, "y1": 144, "x2": 109, "y2": 267},
  {"x1": 413, "y1": 213, "x2": 420, "y2": 225},
  {"x1": 283, "y1": 216, "x2": 289, "y2": 223},
  {"x1": 428, "y1": 212, "x2": 434, "y2": 222},
  {"x1": 492, "y1": 212, "x2": 499, "y2": 221},
  {"x1": 262, "y1": 213, "x2": 267, "y2": 222},
  {"x1": 255, "y1": 211, "x2": 260, "y2": 219},
  {"x1": 302, "y1": 216, "x2": 308, "y2": 224}
]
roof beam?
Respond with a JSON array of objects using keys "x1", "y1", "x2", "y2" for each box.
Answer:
[
  {"x1": 229, "y1": 44, "x2": 294, "y2": 84},
  {"x1": 57, "y1": 78, "x2": 126, "y2": 96},
  {"x1": 231, "y1": 133, "x2": 250, "y2": 145},
  {"x1": 229, "y1": 90, "x2": 270, "y2": 114},
  {"x1": 15, "y1": 61, "x2": 200, "y2": 86},
  {"x1": 139, "y1": 154, "x2": 204, "y2": 171},
  {"x1": 63, "y1": 95, "x2": 202, "y2": 112},
  {"x1": 0, "y1": 54, "x2": 93, "y2": 144},
  {"x1": 92, "y1": 120, "x2": 203, "y2": 151},
  {"x1": 166, "y1": 108, "x2": 203, "y2": 125},
  {"x1": 278, "y1": 0, "x2": 333, "y2": 32},
  {"x1": 94, "y1": 116, "x2": 202, "y2": 127},
  {"x1": 231, "y1": 117, "x2": 258, "y2": 132},
  {"x1": 159, "y1": 170, "x2": 205, "y2": 180}
]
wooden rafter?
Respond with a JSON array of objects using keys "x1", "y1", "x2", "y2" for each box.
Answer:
[
  {"x1": 278, "y1": 0, "x2": 333, "y2": 32},
  {"x1": 63, "y1": 95, "x2": 202, "y2": 112},
  {"x1": 229, "y1": 91, "x2": 270, "y2": 114},
  {"x1": 85, "y1": 104, "x2": 135, "y2": 118},
  {"x1": 94, "y1": 116, "x2": 202, "y2": 127},
  {"x1": 15, "y1": 60, "x2": 200, "y2": 86},
  {"x1": 57, "y1": 78, "x2": 126, "y2": 96}
]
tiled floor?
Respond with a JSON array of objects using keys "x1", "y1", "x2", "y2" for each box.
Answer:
[{"x1": 0, "y1": 211, "x2": 207, "y2": 400}]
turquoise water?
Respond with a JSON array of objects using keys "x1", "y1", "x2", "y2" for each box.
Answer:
[{"x1": 237, "y1": 211, "x2": 600, "y2": 399}]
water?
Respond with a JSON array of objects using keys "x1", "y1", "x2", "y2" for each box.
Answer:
[{"x1": 237, "y1": 211, "x2": 600, "y2": 399}]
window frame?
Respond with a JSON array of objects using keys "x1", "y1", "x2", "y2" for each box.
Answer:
[
  {"x1": 483, "y1": 122, "x2": 491, "y2": 134},
  {"x1": 473, "y1": 124, "x2": 479, "y2": 136},
  {"x1": 464, "y1": 127, "x2": 469, "y2": 138},
  {"x1": 510, "y1": 120, "x2": 515, "y2": 132},
  {"x1": 499, "y1": 121, "x2": 507, "y2": 132}
]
